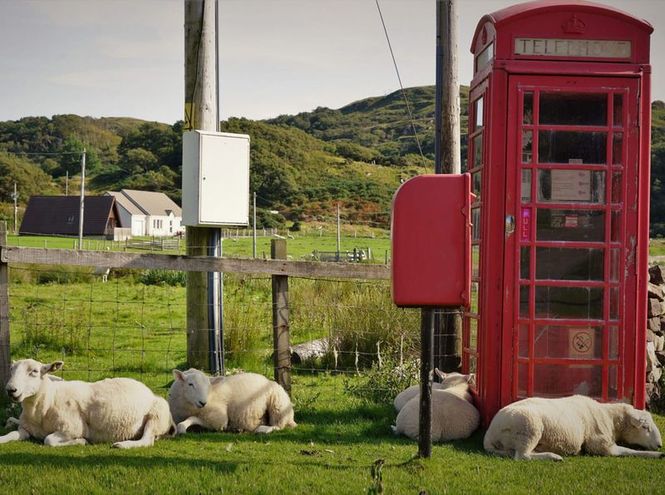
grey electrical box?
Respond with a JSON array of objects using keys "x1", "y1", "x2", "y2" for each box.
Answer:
[{"x1": 182, "y1": 130, "x2": 250, "y2": 227}]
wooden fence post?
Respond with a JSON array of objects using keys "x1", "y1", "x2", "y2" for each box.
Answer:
[
  {"x1": 0, "y1": 222, "x2": 11, "y2": 391},
  {"x1": 271, "y1": 239, "x2": 291, "y2": 394}
]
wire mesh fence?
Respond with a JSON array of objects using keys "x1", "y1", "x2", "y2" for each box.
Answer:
[{"x1": 5, "y1": 262, "x2": 462, "y2": 403}]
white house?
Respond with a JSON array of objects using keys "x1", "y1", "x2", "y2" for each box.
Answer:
[{"x1": 106, "y1": 190, "x2": 183, "y2": 237}]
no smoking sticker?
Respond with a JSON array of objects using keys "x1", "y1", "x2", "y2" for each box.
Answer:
[{"x1": 570, "y1": 329, "x2": 594, "y2": 356}]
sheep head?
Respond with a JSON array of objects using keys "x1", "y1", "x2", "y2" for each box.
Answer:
[
  {"x1": 5, "y1": 359, "x2": 63, "y2": 403},
  {"x1": 434, "y1": 369, "x2": 476, "y2": 389},
  {"x1": 622, "y1": 408, "x2": 663, "y2": 451},
  {"x1": 172, "y1": 368, "x2": 223, "y2": 409}
]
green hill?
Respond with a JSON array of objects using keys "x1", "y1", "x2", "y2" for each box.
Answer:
[
  {"x1": 270, "y1": 85, "x2": 469, "y2": 167},
  {"x1": 0, "y1": 87, "x2": 664, "y2": 233}
]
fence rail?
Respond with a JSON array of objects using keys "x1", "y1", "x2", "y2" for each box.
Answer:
[
  {"x1": 126, "y1": 238, "x2": 181, "y2": 251},
  {"x1": 0, "y1": 246, "x2": 390, "y2": 279},
  {"x1": 0, "y1": 231, "x2": 394, "y2": 390}
]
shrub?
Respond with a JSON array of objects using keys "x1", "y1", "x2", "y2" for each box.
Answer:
[
  {"x1": 138, "y1": 269, "x2": 186, "y2": 287},
  {"x1": 36, "y1": 266, "x2": 93, "y2": 285},
  {"x1": 344, "y1": 356, "x2": 420, "y2": 404}
]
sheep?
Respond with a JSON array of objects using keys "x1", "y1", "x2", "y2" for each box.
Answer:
[
  {"x1": 168, "y1": 368, "x2": 296, "y2": 435},
  {"x1": 393, "y1": 369, "x2": 474, "y2": 412},
  {"x1": 0, "y1": 359, "x2": 174, "y2": 448},
  {"x1": 483, "y1": 395, "x2": 664, "y2": 461},
  {"x1": 392, "y1": 372, "x2": 479, "y2": 442},
  {"x1": 4, "y1": 373, "x2": 63, "y2": 430}
]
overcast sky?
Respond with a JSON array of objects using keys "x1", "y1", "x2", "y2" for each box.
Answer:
[{"x1": 0, "y1": 0, "x2": 662, "y2": 124}]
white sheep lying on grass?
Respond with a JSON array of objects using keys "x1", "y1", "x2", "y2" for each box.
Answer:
[
  {"x1": 484, "y1": 395, "x2": 664, "y2": 461},
  {"x1": 168, "y1": 368, "x2": 296, "y2": 434},
  {"x1": 392, "y1": 372, "x2": 479, "y2": 442},
  {"x1": 5, "y1": 373, "x2": 63, "y2": 430},
  {"x1": 0, "y1": 359, "x2": 174, "y2": 448},
  {"x1": 393, "y1": 369, "x2": 474, "y2": 412}
]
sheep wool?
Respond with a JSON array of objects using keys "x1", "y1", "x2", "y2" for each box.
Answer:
[
  {"x1": 0, "y1": 359, "x2": 174, "y2": 448},
  {"x1": 484, "y1": 395, "x2": 664, "y2": 461},
  {"x1": 393, "y1": 371, "x2": 474, "y2": 413},
  {"x1": 393, "y1": 380, "x2": 480, "y2": 442},
  {"x1": 169, "y1": 369, "x2": 296, "y2": 434}
]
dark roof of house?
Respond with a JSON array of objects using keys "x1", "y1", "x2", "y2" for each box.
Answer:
[{"x1": 20, "y1": 196, "x2": 117, "y2": 236}]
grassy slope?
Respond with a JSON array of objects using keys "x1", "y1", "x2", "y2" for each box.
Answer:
[
  {"x1": 0, "y1": 383, "x2": 662, "y2": 495},
  {"x1": 2, "y1": 273, "x2": 663, "y2": 494}
]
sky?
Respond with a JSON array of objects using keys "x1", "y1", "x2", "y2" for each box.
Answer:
[{"x1": 0, "y1": 0, "x2": 663, "y2": 124}]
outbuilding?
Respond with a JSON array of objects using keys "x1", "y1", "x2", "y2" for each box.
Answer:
[
  {"x1": 19, "y1": 195, "x2": 120, "y2": 238},
  {"x1": 106, "y1": 189, "x2": 183, "y2": 237}
]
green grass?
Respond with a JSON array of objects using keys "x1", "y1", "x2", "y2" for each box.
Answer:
[
  {"x1": 0, "y1": 374, "x2": 663, "y2": 495},
  {"x1": 650, "y1": 239, "x2": 665, "y2": 257},
  {"x1": 7, "y1": 230, "x2": 392, "y2": 263},
  {"x1": 6, "y1": 273, "x2": 419, "y2": 386},
  {"x1": 2, "y1": 238, "x2": 665, "y2": 494}
]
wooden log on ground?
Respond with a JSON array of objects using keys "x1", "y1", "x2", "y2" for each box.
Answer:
[{"x1": 290, "y1": 338, "x2": 329, "y2": 364}]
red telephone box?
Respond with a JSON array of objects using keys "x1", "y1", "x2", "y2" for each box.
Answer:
[{"x1": 465, "y1": 1, "x2": 653, "y2": 425}]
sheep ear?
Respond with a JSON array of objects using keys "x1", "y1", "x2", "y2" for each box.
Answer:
[
  {"x1": 172, "y1": 369, "x2": 186, "y2": 382},
  {"x1": 434, "y1": 368, "x2": 446, "y2": 381},
  {"x1": 42, "y1": 361, "x2": 63, "y2": 375},
  {"x1": 627, "y1": 409, "x2": 647, "y2": 427},
  {"x1": 210, "y1": 376, "x2": 224, "y2": 385}
]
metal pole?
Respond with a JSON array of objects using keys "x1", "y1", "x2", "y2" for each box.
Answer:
[
  {"x1": 418, "y1": 308, "x2": 434, "y2": 458},
  {"x1": 433, "y1": 0, "x2": 462, "y2": 373},
  {"x1": 65, "y1": 171, "x2": 69, "y2": 196},
  {"x1": 185, "y1": 0, "x2": 223, "y2": 372},
  {"x1": 336, "y1": 203, "x2": 341, "y2": 261},
  {"x1": 11, "y1": 183, "x2": 18, "y2": 235},
  {"x1": 78, "y1": 149, "x2": 86, "y2": 249}
]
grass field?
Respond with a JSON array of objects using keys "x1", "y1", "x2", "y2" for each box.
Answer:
[
  {"x1": 7, "y1": 231, "x2": 392, "y2": 263},
  {"x1": 0, "y1": 374, "x2": 663, "y2": 495},
  {"x1": 1, "y1": 235, "x2": 664, "y2": 494}
]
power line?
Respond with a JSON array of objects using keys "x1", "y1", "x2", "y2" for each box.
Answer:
[{"x1": 374, "y1": 0, "x2": 425, "y2": 160}]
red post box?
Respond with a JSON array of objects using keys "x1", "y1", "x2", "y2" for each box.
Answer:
[
  {"x1": 465, "y1": 1, "x2": 653, "y2": 425},
  {"x1": 391, "y1": 174, "x2": 473, "y2": 308}
]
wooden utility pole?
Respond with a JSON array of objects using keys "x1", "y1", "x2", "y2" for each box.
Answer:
[
  {"x1": 417, "y1": 0, "x2": 461, "y2": 459},
  {"x1": 11, "y1": 183, "x2": 18, "y2": 234},
  {"x1": 78, "y1": 149, "x2": 86, "y2": 249},
  {"x1": 433, "y1": 0, "x2": 462, "y2": 376},
  {"x1": 184, "y1": 0, "x2": 224, "y2": 373},
  {"x1": 336, "y1": 203, "x2": 341, "y2": 261}
]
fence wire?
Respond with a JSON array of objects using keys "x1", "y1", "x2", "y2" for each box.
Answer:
[{"x1": 6, "y1": 264, "x2": 463, "y2": 402}]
